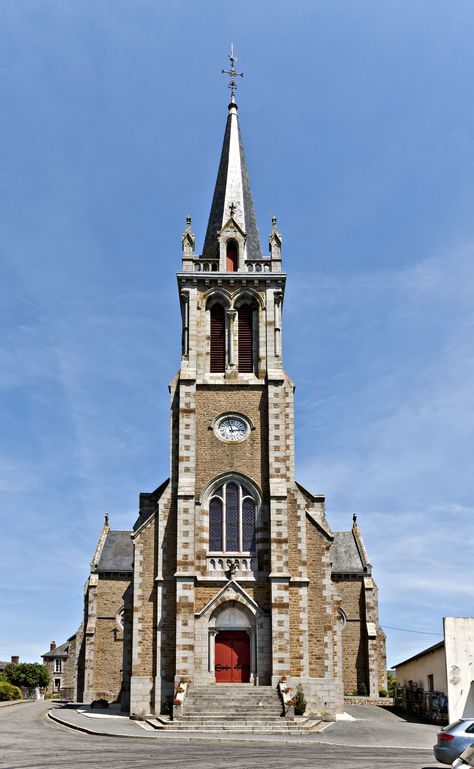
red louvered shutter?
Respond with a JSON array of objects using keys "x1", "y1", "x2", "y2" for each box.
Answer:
[
  {"x1": 238, "y1": 304, "x2": 253, "y2": 373},
  {"x1": 226, "y1": 241, "x2": 238, "y2": 272},
  {"x1": 210, "y1": 304, "x2": 225, "y2": 372}
]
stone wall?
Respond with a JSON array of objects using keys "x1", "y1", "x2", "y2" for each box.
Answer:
[
  {"x1": 91, "y1": 573, "x2": 130, "y2": 702},
  {"x1": 130, "y1": 515, "x2": 157, "y2": 715},
  {"x1": 305, "y1": 515, "x2": 334, "y2": 680},
  {"x1": 194, "y1": 583, "x2": 271, "y2": 613},
  {"x1": 333, "y1": 576, "x2": 368, "y2": 695},
  {"x1": 194, "y1": 385, "x2": 267, "y2": 497}
]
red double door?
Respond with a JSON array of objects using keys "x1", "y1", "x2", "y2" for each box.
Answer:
[{"x1": 215, "y1": 630, "x2": 250, "y2": 683}]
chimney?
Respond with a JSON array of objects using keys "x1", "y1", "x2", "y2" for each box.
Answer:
[
  {"x1": 50, "y1": 641, "x2": 56, "y2": 651},
  {"x1": 11, "y1": 656, "x2": 19, "y2": 665}
]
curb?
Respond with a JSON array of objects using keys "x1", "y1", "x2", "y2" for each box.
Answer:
[
  {"x1": 47, "y1": 710, "x2": 155, "y2": 739},
  {"x1": 46, "y1": 711, "x2": 434, "y2": 749}
]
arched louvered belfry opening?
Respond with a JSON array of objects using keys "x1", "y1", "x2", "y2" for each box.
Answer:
[
  {"x1": 238, "y1": 303, "x2": 255, "y2": 373},
  {"x1": 210, "y1": 303, "x2": 226, "y2": 372},
  {"x1": 226, "y1": 240, "x2": 238, "y2": 272}
]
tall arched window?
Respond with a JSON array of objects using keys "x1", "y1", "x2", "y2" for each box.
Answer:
[
  {"x1": 210, "y1": 303, "x2": 225, "y2": 372},
  {"x1": 226, "y1": 240, "x2": 238, "y2": 272},
  {"x1": 208, "y1": 480, "x2": 256, "y2": 553},
  {"x1": 238, "y1": 304, "x2": 254, "y2": 373}
]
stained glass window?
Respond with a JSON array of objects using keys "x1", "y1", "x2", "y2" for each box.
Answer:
[
  {"x1": 208, "y1": 480, "x2": 257, "y2": 554},
  {"x1": 225, "y1": 482, "x2": 240, "y2": 551},
  {"x1": 209, "y1": 497, "x2": 223, "y2": 551},
  {"x1": 242, "y1": 498, "x2": 256, "y2": 551}
]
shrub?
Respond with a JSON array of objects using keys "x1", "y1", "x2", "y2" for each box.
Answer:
[
  {"x1": 379, "y1": 688, "x2": 388, "y2": 698},
  {"x1": 4, "y1": 662, "x2": 50, "y2": 690},
  {"x1": 0, "y1": 682, "x2": 22, "y2": 701},
  {"x1": 294, "y1": 684, "x2": 307, "y2": 715},
  {"x1": 387, "y1": 671, "x2": 396, "y2": 697},
  {"x1": 357, "y1": 682, "x2": 368, "y2": 696}
]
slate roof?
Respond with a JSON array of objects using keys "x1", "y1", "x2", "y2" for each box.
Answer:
[
  {"x1": 42, "y1": 640, "x2": 69, "y2": 659},
  {"x1": 330, "y1": 530, "x2": 365, "y2": 574},
  {"x1": 96, "y1": 530, "x2": 133, "y2": 573},
  {"x1": 202, "y1": 102, "x2": 262, "y2": 260}
]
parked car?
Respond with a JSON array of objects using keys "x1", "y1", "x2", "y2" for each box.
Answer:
[
  {"x1": 433, "y1": 720, "x2": 474, "y2": 764},
  {"x1": 453, "y1": 744, "x2": 474, "y2": 768}
]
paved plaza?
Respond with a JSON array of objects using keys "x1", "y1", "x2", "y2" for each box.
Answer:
[{"x1": 0, "y1": 700, "x2": 444, "y2": 769}]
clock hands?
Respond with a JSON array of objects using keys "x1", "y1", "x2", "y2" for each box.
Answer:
[{"x1": 216, "y1": 416, "x2": 248, "y2": 441}]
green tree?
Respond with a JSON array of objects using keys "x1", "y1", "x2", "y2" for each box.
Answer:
[
  {"x1": 4, "y1": 663, "x2": 50, "y2": 690},
  {"x1": 387, "y1": 670, "x2": 396, "y2": 697}
]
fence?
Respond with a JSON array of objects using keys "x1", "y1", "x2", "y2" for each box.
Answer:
[{"x1": 394, "y1": 683, "x2": 448, "y2": 724}]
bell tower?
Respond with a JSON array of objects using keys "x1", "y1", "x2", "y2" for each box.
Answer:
[
  {"x1": 127, "y1": 50, "x2": 386, "y2": 719},
  {"x1": 178, "y1": 102, "x2": 284, "y2": 381},
  {"x1": 172, "y1": 52, "x2": 299, "y2": 689}
]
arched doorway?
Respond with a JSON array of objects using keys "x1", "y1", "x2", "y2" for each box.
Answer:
[
  {"x1": 215, "y1": 631, "x2": 250, "y2": 683},
  {"x1": 212, "y1": 605, "x2": 252, "y2": 684}
]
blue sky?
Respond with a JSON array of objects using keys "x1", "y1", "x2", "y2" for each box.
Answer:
[{"x1": 1, "y1": 0, "x2": 473, "y2": 668}]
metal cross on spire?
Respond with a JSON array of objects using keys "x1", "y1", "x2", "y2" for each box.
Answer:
[{"x1": 221, "y1": 43, "x2": 243, "y2": 101}]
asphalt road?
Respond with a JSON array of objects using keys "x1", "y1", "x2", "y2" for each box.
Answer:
[{"x1": 0, "y1": 701, "x2": 442, "y2": 769}]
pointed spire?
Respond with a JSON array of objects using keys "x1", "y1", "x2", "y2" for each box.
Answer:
[{"x1": 202, "y1": 51, "x2": 262, "y2": 260}]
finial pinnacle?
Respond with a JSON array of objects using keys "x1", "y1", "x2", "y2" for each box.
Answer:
[
  {"x1": 353, "y1": 512, "x2": 357, "y2": 525},
  {"x1": 105, "y1": 512, "x2": 109, "y2": 527},
  {"x1": 221, "y1": 43, "x2": 243, "y2": 102}
]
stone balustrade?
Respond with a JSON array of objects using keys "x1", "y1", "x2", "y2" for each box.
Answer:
[
  {"x1": 191, "y1": 259, "x2": 274, "y2": 273},
  {"x1": 245, "y1": 260, "x2": 272, "y2": 272},
  {"x1": 193, "y1": 259, "x2": 219, "y2": 272},
  {"x1": 207, "y1": 556, "x2": 256, "y2": 574}
]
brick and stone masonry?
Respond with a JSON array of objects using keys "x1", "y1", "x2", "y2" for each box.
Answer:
[{"x1": 69, "y1": 85, "x2": 386, "y2": 716}]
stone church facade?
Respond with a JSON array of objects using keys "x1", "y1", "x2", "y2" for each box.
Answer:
[{"x1": 72, "y1": 88, "x2": 386, "y2": 717}]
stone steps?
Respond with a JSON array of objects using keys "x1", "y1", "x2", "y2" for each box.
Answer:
[
  {"x1": 147, "y1": 719, "x2": 321, "y2": 734},
  {"x1": 148, "y1": 722, "x2": 314, "y2": 733},
  {"x1": 180, "y1": 712, "x2": 281, "y2": 724},
  {"x1": 164, "y1": 684, "x2": 318, "y2": 733}
]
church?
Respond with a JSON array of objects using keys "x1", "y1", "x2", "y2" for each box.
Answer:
[{"x1": 71, "y1": 59, "x2": 387, "y2": 720}]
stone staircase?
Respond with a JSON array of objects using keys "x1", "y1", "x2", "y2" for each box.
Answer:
[{"x1": 147, "y1": 684, "x2": 321, "y2": 733}]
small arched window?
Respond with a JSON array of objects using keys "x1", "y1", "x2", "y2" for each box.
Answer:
[
  {"x1": 209, "y1": 480, "x2": 256, "y2": 553},
  {"x1": 210, "y1": 303, "x2": 225, "y2": 372},
  {"x1": 226, "y1": 240, "x2": 238, "y2": 272},
  {"x1": 238, "y1": 303, "x2": 254, "y2": 373}
]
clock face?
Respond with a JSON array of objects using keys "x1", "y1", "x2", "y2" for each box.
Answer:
[{"x1": 216, "y1": 416, "x2": 249, "y2": 442}]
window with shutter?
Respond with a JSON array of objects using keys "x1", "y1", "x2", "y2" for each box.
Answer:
[
  {"x1": 226, "y1": 240, "x2": 238, "y2": 272},
  {"x1": 210, "y1": 303, "x2": 225, "y2": 372},
  {"x1": 238, "y1": 304, "x2": 254, "y2": 373}
]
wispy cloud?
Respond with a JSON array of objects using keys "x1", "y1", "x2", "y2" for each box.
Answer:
[{"x1": 292, "y1": 243, "x2": 474, "y2": 663}]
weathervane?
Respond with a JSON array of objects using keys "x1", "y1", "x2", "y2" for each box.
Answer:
[{"x1": 221, "y1": 43, "x2": 243, "y2": 101}]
